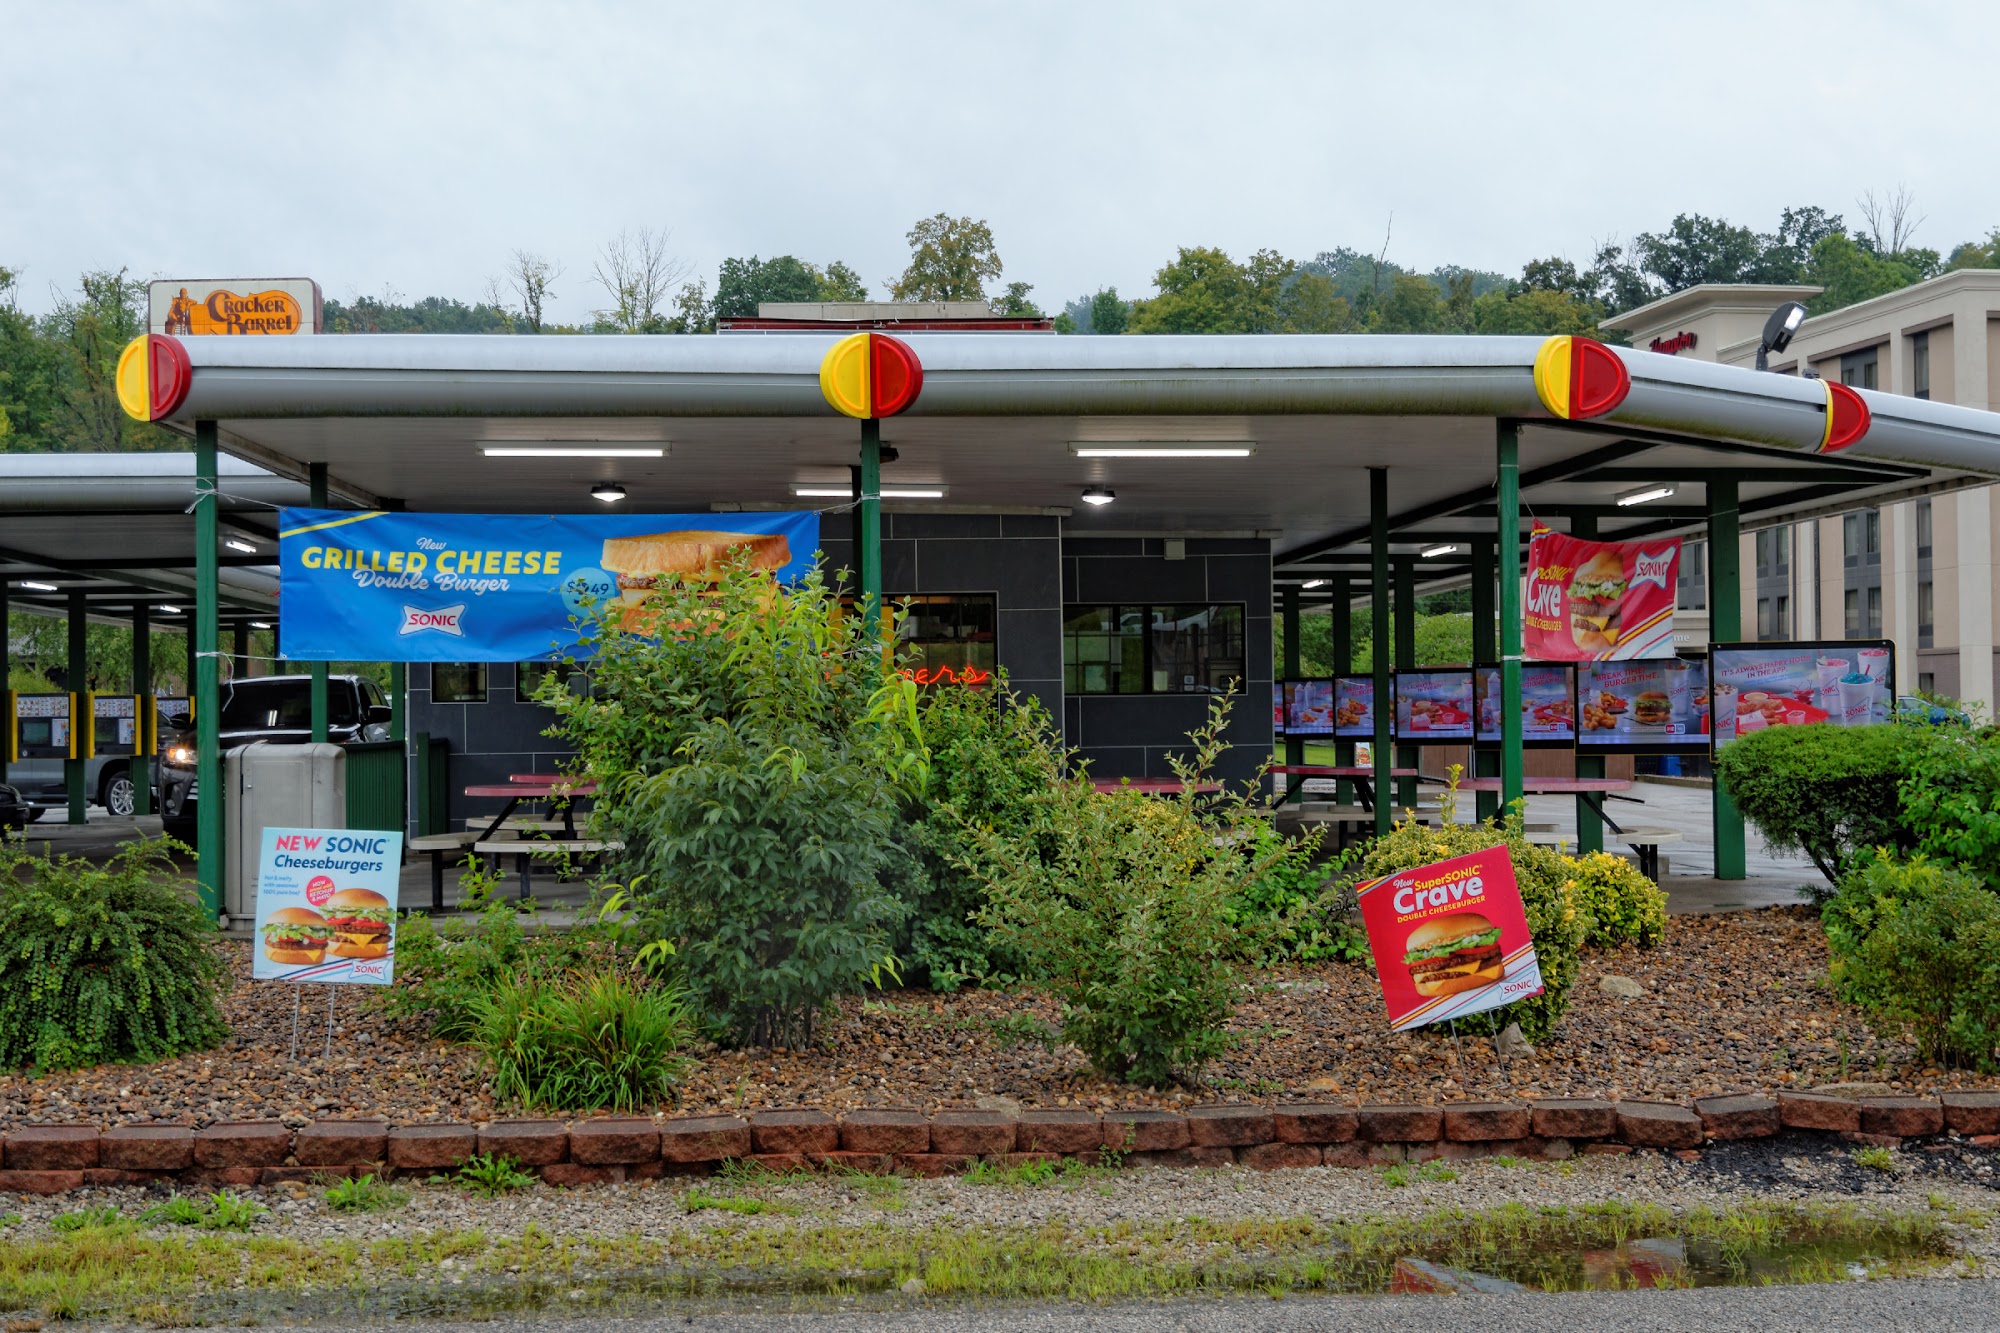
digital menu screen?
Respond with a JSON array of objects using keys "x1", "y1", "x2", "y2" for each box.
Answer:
[
  {"x1": 1332, "y1": 675, "x2": 1380, "y2": 738},
  {"x1": 1709, "y1": 641, "x2": 1894, "y2": 752},
  {"x1": 1577, "y1": 657, "x2": 1710, "y2": 753},
  {"x1": 1392, "y1": 669, "x2": 1475, "y2": 743},
  {"x1": 1474, "y1": 664, "x2": 1577, "y2": 746},
  {"x1": 1273, "y1": 683, "x2": 1287, "y2": 735},
  {"x1": 1284, "y1": 679, "x2": 1335, "y2": 736}
]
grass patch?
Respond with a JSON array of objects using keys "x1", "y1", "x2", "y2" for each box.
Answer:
[
  {"x1": 684, "y1": 1190, "x2": 798, "y2": 1217},
  {"x1": 1854, "y1": 1146, "x2": 1897, "y2": 1173},
  {"x1": 139, "y1": 1192, "x2": 267, "y2": 1232},
  {"x1": 325, "y1": 1174, "x2": 410, "y2": 1214},
  {"x1": 446, "y1": 1153, "x2": 537, "y2": 1197}
]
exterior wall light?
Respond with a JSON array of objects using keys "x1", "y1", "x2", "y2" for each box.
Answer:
[
  {"x1": 1756, "y1": 302, "x2": 1808, "y2": 372},
  {"x1": 590, "y1": 482, "x2": 627, "y2": 503},
  {"x1": 1080, "y1": 487, "x2": 1116, "y2": 505}
]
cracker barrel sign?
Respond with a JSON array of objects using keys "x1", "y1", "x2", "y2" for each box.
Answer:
[{"x1": 149, "y1": 279, "x2": 323, "y2": 336}]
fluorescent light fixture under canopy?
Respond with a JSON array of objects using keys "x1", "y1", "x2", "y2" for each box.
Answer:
[
  {"x1": 1069, "y1": 442, "x2": 1255, "y2": 458},
  {"x1": 792, "y1": 486, "x2": 947, "y2": 499},
  {"x1": 483, "y1": 446, "x2": 667, "y2": 458},
  {"x1": 1616, "y1": 484, "x2": 1677, "y2": 507}
]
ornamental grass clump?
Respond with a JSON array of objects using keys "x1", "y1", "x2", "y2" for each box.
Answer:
[
  {"x1": 471, "y1": 965, "x2": 697, "y2": 1112},
  {"x1": 0, "y1": 840, "x2": 230, "y2": 1072}
]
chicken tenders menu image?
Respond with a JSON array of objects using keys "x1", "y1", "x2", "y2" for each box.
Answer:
[
  {"x1": 1273, "y1": 683, "x2": 1287, "y2": 735},
  {"x1": 1284, "y1": 680, "x2": 1335, "y2": 736},
  {"x1": 1332, "y1": 676, "x2": 1378, "y2": 738},
  {"x1": 1576, "y1": 657, "x2": 1709, "y2": 753},
  {"x1": 1709, "y1": 641, "x2": 1893, "y2": 751},
  {"x1": 1392, "y1": 670, "x2": 1475, "y2": 742},
  {"x1": 1475, "y1": 665, "x2": 1576, "y2": 745}
]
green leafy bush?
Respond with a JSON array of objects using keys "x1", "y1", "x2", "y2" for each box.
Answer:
[
  {"x1": 471, "y1": 965, "x2": 697, "y2": 1112},
  {"x1": 383, "y1": 898, "x2": 609, "y2": 1041},
  {"x1": 0, "y1": 841, "x2": 229, "y2": 1071},
  {"x1": 1356, "y1": 793, "x2": 1586, "y2": 1045},
  {"x1": 1898, "y1": 728, "x2": 2000, "y2": 890},
  {"x1": 1822, "y1": 853, "x2": 2000, "y2": 1069},
  {"x1": 1563, "y1": 851, "x2": 1667, "y2": 950},
  {"x1": 1223, "y1": 819, "x2": 1366, "y2": 963},
  {"x1": 1713, "y1": 723, "x2": 1943, "y2": 884},
  {"x1": 967, "y1": 697, "x2": 1318, "y2": 1087},
  {"x1": 538, "y1": 558, "x2": 925, "y2": 1047}
]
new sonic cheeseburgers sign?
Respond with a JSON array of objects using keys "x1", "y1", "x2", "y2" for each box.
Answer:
[{"x1": 1357, "y1": 846, "x2": 1543, "y2": 1032}]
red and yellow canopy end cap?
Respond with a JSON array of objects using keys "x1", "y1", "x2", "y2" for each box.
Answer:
[
  {"x1": 819, "y1": 332, "x2": 923, "y2": 420},
  {"x1": 1533, "y1": 335, "x2": 1631, "y2": 421},
  {"x1": 116, "y1": 334, "x2": 192, "y2": 421},
  {"x1": 1820, "y1": 380, "x2": 1872, "y2": 454}
]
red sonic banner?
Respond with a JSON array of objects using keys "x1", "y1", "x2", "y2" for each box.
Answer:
[
  {"x1": 1524, "y1": 528, "x2": 1681, "y2": 661},
  {"x1": 1356, "y1": 846, "x2": 1543, "y2": 1032}
]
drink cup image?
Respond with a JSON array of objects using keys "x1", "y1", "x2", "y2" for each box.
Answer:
[
  {"x1": 1737, "y1": 710, "x2": 1767, "y2": 734},
  {"x1": 1668, "y1": 666, "x2": 1691, "y2": 720},
  {"x1": 1858, "y1": 647, "x2": 1890, "y2": 682},
  {"x1": 1712, "y1": 682, "x2": 1738, "y2": 736},
  {"x1": 1838, "y1": 674, "x2": 1874, "y2": 726},
  {"x1": 1816, "y1": 656, "x2": 1846, "y2": 694}
]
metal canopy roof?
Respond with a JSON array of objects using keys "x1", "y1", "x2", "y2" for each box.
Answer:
[{"x1": 114, "y1": 332, "x2": 2000, "y2": 599}]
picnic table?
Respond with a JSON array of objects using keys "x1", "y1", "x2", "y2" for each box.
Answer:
[
  {"x1": 1447, "y1": 776, "x2": 1638, "y2": 831},
  {"x1": 1269, "y1": 764, "x2": 1420, "y2": 813},
  {"x1": 1089, "y1": 778, "x2": 1222, "y2": 796},
  {"x1": 463, "y1": 777, "x2": 597, "y2": 841}
]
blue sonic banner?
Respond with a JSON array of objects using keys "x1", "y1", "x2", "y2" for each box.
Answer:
[{"x1": 278, "y1": 509, "x2": 819, "y2": 661}]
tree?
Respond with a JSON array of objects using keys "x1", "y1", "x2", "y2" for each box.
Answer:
[
  {"x1": 592, "y1": 227, "x2": 690, "y2": 332},
  {"x1": 1748, "y1": 206, "x2": 1846, "y2": 284},
  {"x1": 888, "y1": 213, "x2": 1003, "y2": 301},
  {"x1": 991, "y1": 281, "x2": 1041, "y2": 316},
  {"x1": 1089, "y1": 287, "x2": 1130, "y2": 335},
  {"x1": 1857, "y1": 186, "x2": 1926, "y2": 257},
  {"x1": 1278, "y1": 272, "x2": 1353, "y2": 333},
  {"x1": 1129, "y1": 247, "x2": 1291, "y2": 334},
  {"x1": 1369, "y1": 272, "x2": 1454, "y2": 333},
  {"x1": 503, "y1": 251, "x2": 561, "y2": 333},
  {"x1": 1471, "y1": 286, "x2": 1604, "y2": 336},
  {"x1": 1946, "y1": 228, "x2": 2000, "y2": 273},
  {"x1": 713, "y1": 255, "x2": 828, "y2": 320},
  {"x1": 667, "y1": 280, "x2": 713, "y2": 334},
  {"x1": 1803, "y1": 233, "x2": 1932, "y2": 314},
  {"x1": 818, "y1": 261, "x2": 868, "y2": 302},
  {"x1": 1634, "y1": 213, "x2": 1763, "y2": 291}
]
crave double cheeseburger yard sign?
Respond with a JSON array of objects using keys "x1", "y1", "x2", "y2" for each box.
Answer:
[{"x1": 1356, "y1": 846, "x2": 1544, "y2": 1032}]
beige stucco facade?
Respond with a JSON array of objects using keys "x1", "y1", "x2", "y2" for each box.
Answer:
[{"x1": 1606, "y1": 269, "x2": 2000, "y2": 711}]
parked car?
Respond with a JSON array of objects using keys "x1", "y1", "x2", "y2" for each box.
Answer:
[
  {"x1": 8, "y1": 753, "x2": 147, "y2": 820},
  {"x1": 1895, "y1": 694, "x2": 1972, "y2": 727},
  {"x1": 157, "y1": 675, "x2": 393, "y2": 842},
  {"x1": 0, "y1": 783, "x2": 26, "y2": 835}
]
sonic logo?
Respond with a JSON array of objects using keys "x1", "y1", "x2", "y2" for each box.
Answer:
[
  {"x1": 1630, "y1": 548, "x2": 1676, "y2": 592},
  {"x1": 400, "y1": 604, "x2": 466, "y2": 636}
]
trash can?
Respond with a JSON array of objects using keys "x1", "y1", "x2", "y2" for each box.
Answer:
[{"x1": 223, "y1": 742, "x2": 345, "y2": 925}]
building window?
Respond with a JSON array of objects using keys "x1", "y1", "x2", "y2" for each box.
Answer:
[
  {"x1": 1754, "y1": 528, "x2": 1791, "y2": 576},
  {"x1": 1916, "y1": 499, "x2": 1933, "y2": 558},
  {"x1": 1776, "y1": 595, "x2": 1790, "y2": 638},
  {"x1": 1919, "y1": 671, "x2": 1936, "y2": 694},
  {"x1": 1918, "y1": 580, "x2": 1935, "y2": 648},
  {"x1": 1866, "y1": 586, "x2": 1883, "y2": 635},
  {"x1": 1757, "y1": 597, "x2": 1772, "y2": 639},
  {"x1": 1840, "y1": 346, "x2": 1880, "y2": 390},
  {"x1": 1844, "y1": 510, "x2": 1881, "y2": 567},
  {"x1": 432, "y1": 664, "x2": 487, "y2": 703},
  {"x1": 1680, "y1": 539, "x2": 1706, "y2": 610},
  {"x1": 896, "y1": 594, "x2": 998, "y2": 684},
  {"x1": 517, "y1": 661, "x2": 587, "y2": 700},
  {"x1": 1913, "y1": 331, "x2": 1931, "y2": 400},
  {"x1": 1844, "y1": 588, "x2": 1861, "y2": 636},
  {"x1": 1064, "y1": 603, "x2": 1246, "y2": 695}
]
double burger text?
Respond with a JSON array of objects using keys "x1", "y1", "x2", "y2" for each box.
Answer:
[{"x1": 295, "y1": 544, "x2": 567, "y2": 596}]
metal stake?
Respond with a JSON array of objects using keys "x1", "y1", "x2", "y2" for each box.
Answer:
[
  {"x1": 289, "y1": 987, "x2": 302, "y2": 1062},
  {"x1": 324, "y1": 985, "x2": 336, "y2": 1065}
]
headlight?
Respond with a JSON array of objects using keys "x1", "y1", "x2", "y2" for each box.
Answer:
[{"x1": 167, "y1": 746, "x2": 196, "y2": 765}]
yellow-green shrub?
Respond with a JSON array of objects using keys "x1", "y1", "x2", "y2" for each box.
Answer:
[{"x1": 1564, "y1": 851, "x2": 1667, "y2": 949}]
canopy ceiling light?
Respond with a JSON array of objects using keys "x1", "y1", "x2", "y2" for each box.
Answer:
[
  {"x1": 1301, "y1": 578, "x2": 1330, "y2": 589},
  {"x1": 483, "y1": 445, "x2": 667, "y2": 458},
  {"x1": 590, "y1": 482, "x2": 627, "y2": 503},
  {"x1": 1069, "y1": 442, "x2": 1255, "y2": 458},
  {"x1": 791, "y1": 485, "x2": 946, "y2": 499},
  {"x1": 1420, "y1": 543, "x2": 1458, "y2": 558},
  {"x1": 1079, "y1": 487, "x2": 1116, "y2": 506},
  {"x1": 20, "y1": 579, "x2": 57, "y2": 592},
  {"x1": 224, "y1": 538, "x2": 257, "y2": 554},
  {"x1": 160, "y1": 604, "x2": 182, "y2": 613},
  {"x1": 250, "y1": 621, "x2": 271, "y2": 630},
  {"x1": 1616, "y1": 484, "x2": 1677, "y2": 507}
]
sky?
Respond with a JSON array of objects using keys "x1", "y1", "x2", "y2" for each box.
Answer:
[{"x1": 4, "y1": 0, "x2": 1993, "y2": 323}]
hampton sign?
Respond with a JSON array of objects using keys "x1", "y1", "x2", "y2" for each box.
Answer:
[{"x1": 149, "y1": 279, "x2": 323, "y2": 335}]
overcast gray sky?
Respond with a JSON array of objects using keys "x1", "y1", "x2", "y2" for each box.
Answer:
[{"x1": 6, "y1": 0, "x2": 1991, "y2": 322}]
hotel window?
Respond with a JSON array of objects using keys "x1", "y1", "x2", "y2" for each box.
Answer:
[
  {"x1": 1840, "y1": 346, "x2": 1880, "y2": 390},
  {"x1": 1844, "y1": 589, "x2": 1861, "y2": 636},
  {"x1": 896, "y1": 594, "x2": 998, "y2": 684},
  {"x1": 1757, "y1": 597, "x2": 1772, "y2": 639},
  {"x1": 1866, "y1": 586, "x2": 1883, "y2": 635},
  {"x1": 1754, "y1": 528, "x2": 1790, "y2": 576},
  {"x1": 1919, "y1": 672, "x2": 1937, "y2": 694},
  {"x1": 1916, "y1": 499, "x2": 1933, "y2": 558},
  {"x1": 1679, "y1": 540, "x2": 1706, "y2": 609},
  {"x1": 1758, "y1": 596, "x2": 1791, "y2": 641},
  {"x1": 1843, "y1": 509, "x2": 1881, "y2": 567},
  {"x1": 1064, "y1": 603, "x2": 1246, "y2": 695},
  {"x1": 1918, "y1": 580, "x2": 1935, "y2": 648},
  {"x1": 1913, "y1": 331, "x2": 1931, "y2": 400},
  {"x1": 432, "y1": 664, "x2": 487, "y2": 703},
  {"x1": 1775, "y1": 595, "x2": 1790, "y2": 638}
]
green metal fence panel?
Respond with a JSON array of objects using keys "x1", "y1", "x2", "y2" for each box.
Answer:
[
  {"x1": 344, "y1": 741, "x2": 405, "y2": 835},
  {"x1": 413, "y1": 735, "x2": 451, "y2": 836}
]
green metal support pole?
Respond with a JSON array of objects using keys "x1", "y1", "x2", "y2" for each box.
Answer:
[
  {"x1": 232, "y1": 624, "x2": 249, "y2": 680},
  {"x1": 859, "y1": 419, "x2": 883, "y2": 633},
  {"x1": 1497, "y1": 422, "x2": 1525, "y2": 811},
  {"x1": 1568, "y1": 513, "x2": 1605, "y2": 854},
  {"x1": 132, "y1": 601, "x2": 152, "y2": 817},
  {"x1": 1332, "y1": 576, "x2": 1355, "y2": 803},
  {"x1": 1393, "y1": 556, "x2": 1418, "y2": 812},
  {"x1": 1370, "y1": 469, "x2": 1392, "y2": 837},
  {"x1": 65, "y1": 590, "x2": 86, "y2": 824},
  {"x1": 1280, "y1": 587, "x2": 1303, "y2": 792},
  {"x1": 309, "y1": 463, "x2": 329, "y2": 742},
  {"x1": 0, "y1": 581, "x2": 8, "y2": 789},
  {"x1": 194, "y1": 421, "x2": 224, "y2": 919},
  {"x1": 1709, "y1": 478, "x2": 1747, "y2": 880},
  {"x1": 1470, "y1": 537, "x2": 1500, "y2": 822}
]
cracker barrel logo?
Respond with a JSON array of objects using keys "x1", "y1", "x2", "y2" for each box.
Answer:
[{"x1": 162, "y1": 286, "x2": 305, "y2": 336}]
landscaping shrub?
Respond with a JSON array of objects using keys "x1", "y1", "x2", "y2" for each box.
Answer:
[
  {"x1": 1898, "y1": 727, "x2": 2000, "y2": 890},
  {"x1": 0, "y1": 841, "x2": 230, "y2": 1071},
  {"x1": 1223, "y1": 819, "x2": 1366, "y2": 963},
  {"x1": 541, "y1": 559, "x2": 925, "y2": 1048},
  {"x1": 1356, "y1": 790, "x2": 1586, "y2": 1045},
  {"x1": 471, "y1": 965, "x2": 697, "y2": 1112},
  {"x1": 1713, "y1": 723, "x2": 1943, "y2": 885},
  {"x1": 1821, "y1": 853, "x2": 2000, "y2": 1069},
  {"x1": 1563, "y1": 851, "x2": 1667, "y2": 950},
  {"x1": 383, "y1": 898, "x2": 609, "y2": 1041},
  {"x1": 966, "y1": 697, "x2": 1320, "y2": 1087}
]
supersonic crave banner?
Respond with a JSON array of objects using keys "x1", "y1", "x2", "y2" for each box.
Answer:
[
  {"x1": 1356, "y1": 846, "x2": 1543, "y2": 1032},
  {"x1": 1525, "y1": 529, "x2": 1681, "y2": 661},
  {"x1": 253, "y1": 827, "x2": 404, "y2": 985},
  {"x1": 278, "y1": 509, "x2": 820, "y2": 661}
]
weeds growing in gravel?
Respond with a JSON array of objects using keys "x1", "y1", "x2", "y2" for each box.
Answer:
[
  {"x1": 49, "y1": 1206, "x2": 124, "y2": 1234},
  {"x1": 450, "y1": 1153, "x2": 537, "y2": 1197},
  {"x1": 140, "y1": 1193, "x2": 266, "y2": 1231},
  {"x1": 1854, "y1": 1146, "x2": 1898, "y2": 1172},
  {"x1": 683, "y1": 1190, "x2": 797, "y2": 1217},
  {"x1": 324, "y1": 1174, "x2": 409, "y2": 1213}
]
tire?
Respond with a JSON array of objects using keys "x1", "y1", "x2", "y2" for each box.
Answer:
[
  {"x1": 24, "y1": 807, "x2": 45, "y2": 824},
  {"x1": 162, "y1": 817, "x2": 196, "y2": 844},
  {"x1": 100, "y1": 767, "x2": 135, "y2": 818}
]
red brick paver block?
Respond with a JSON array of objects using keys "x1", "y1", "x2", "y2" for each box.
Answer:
[
  {"x1": 1529, "y1": 1099, "x2": 1618, "y2": 1140},
  {"x1": 542, "y1": 1163, "x2": 621, "y2": 1187},
  {"x1": 387, "y1": 1124, "x2": 477, "y2": 1171},
  {"x1": 661, "y1": 1115, "x2": 751, "y2": 1163},
  {"x1": 1695, "y1": 1094, "x2": 1781, "y2": 1140},
  {"x1": 1778, "y1": 1092, "x2": 1861, "y2": 1133},
  {"x1": 893, "y1": 1153, "x2": 974, "y2": 1178},
  {"x1": 0, "y1": 1170, "x2": 84, "y2": 1194},
  {"x1": 1321, "y1": 1142, "x2": 1372, "y2": 1169},
  {"x1": 262, "y1": 1165, "x2": 366, "y2": 1184},
  {"x1": 1238, "y1": 1142, "x2": 1321, "y2": 1171},
  {"x1": 809, "y1": 1151, "x2": 895, "y2": 1175},
  {"x1": 6, "y1": 1125, "x2": 99, "y2": 1171},
  {"x1": 839, "y1": 1110, "x2": 930, "y2": 1155},
  {"x1": 749, "y1": 1110, "x2": 838, "y2": 1155},
  {"x1": 1443, "y1": 1102, "x2": 1532, "y2": 1142},
  {"x1": 1941, "y1": 1092, "x2": 2000, "y2": 1137},
  {"x1": 983, "y1": 1152, "x2": 1061, "y2": 1170},
  {"x1": 194, "y1": 1121, "x2": 293, "y2": 1168},
  {"x1": 478, "y1": 1120, "x2": 568, "y2": 1166},
  {"x1": 1188, "y1": 1146, "x2": 1234, "y2": 1167},
  {"x1": 1187, "y1": 1105, "x2": 1274, "y2": 1148},
  {"x1": 1859, "y1": 1097, "x2": 1944, "y2": 1138},
  {"x1": 1102, "y1": 1110, "x2": 1190, "y2": 1152},
  {"x1": 102, "y1": 1125, "x2": 194, "y2": 1172},
  {"x1": 930, "y1": 1110, "x2": 1017, "y2": 1156},
  {"x1": 186, "y1": 1166, "x2": 263, "y2": 1188},
  {"x1": 746, "y1": 1153, "x2": 809, "y2": 1174},
  {"x1": 1357, "y1": 1104, "x2": 1444, "y2": 1143},
  {"x1": 1017, "y1": 1110, "x2": 1102, "y2": 1154},
  {"x1": 1615, "y1": 1101, "x2": 1704, "y2": 1149},
  {"x1": 294, "y1": 1121, "x2": 389, "y2": 1167},
  {"x1": 570, "y1": 1118, "x2": 662, "y2": 1165},
  {"x1": 1842, "y1": 1130, "x2": 1902, "y2": 1148},
  {"x1": 85, "y1": 1168, "x2": 169, "y2": 1187},
  {"x1": 1275, "y1": 1104, "x2": 1357, "y2": 1145},
  {"x1": 1581, "y1": 1143, "x2": 1633, "y2": 1156}
]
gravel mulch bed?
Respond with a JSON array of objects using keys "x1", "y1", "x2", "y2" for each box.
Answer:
[{"x1": 1, "y1": 906, "x2": 1995, "y2": 1129}]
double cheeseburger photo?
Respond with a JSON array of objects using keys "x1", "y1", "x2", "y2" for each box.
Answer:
[
  {"x1": 1402, "y1": 911, "x2": 1506, "y2": 998},
  {"x1": 259, "y1": 888, "x2": 394, "y2": 966},
  {"x1": 599, "y1": 529, "x2": 791, "y2": 631},
  {"x1": 1566, "y1": 549, "x2": 1630, "y2": 654}
]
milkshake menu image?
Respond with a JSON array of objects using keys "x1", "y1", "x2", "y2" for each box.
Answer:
[
  {"x1": 1710, "y1": 642, "x2": 1893, "y2": 749},
  {"x1": 1393, "y1": 670, "x2": 1474, "y2": 742},
  {"x1": 1576, "y1": 658, "x2": 1709, "y2": 747},
  {"x1": 1475, "y1": 665, "x2": 1576, "y2": 743}
]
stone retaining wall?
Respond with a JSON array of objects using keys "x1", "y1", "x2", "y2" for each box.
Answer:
[{"x1": 1, "y1": 1093, "x2": 1995, "y2": 1195}]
